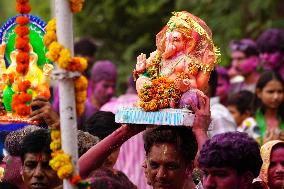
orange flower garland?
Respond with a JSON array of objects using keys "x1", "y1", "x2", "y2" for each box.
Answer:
[
  {"x1": 44, "y1": 18, "x2": 88, "y2": 117},
  {"x1": 12, "y1": 80, "x2": 32, "y2": 116},
  {"x1": 15, "y1": 0, "x2": 31, "y2": 75},
  {"x1": 138, "y1": 77, "x2": 181, "y2": 111},
  {"x1": 69, "y1": 0, "x2": 85, "y2": 13},
  {"x1": 44, "y1": 0, "x2": 90, "y2": 187}
]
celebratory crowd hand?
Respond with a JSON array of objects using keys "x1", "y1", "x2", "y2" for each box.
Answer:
[{"x1": 29, "y1": 96, "x2": 60, "y2": 128}]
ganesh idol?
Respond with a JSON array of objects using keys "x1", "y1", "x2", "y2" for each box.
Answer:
[{"x1": 134, "y1": 11, "x2": 220, "y2": 111}]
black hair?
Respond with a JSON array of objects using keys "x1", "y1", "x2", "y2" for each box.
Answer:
[
  {"x1": 74, "y1": 37, "x2": 97, "y2": 56},
  {"x1": 143, "y1": 126, "x2": 197, "y2": 163},
  {"x1": 85, "y1": 111, "x2": 120, "y2": 140},
  {"x1": 208, "y1": 69, "x2": 218, "y2": 97},
  {"x1": 0, "y1": 181, "x2": 19, "y2": 189},
  {"x1": 199, "y1": 132, "x2": 262, "y2": 177},
  {"x1": 20, "y1": 129, "x2": 51, "y2": 162},
  {"x1": 227, "y1": 90, "x2": 254, "y2": 115}
]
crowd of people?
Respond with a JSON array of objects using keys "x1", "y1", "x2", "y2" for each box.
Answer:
[{"x1": 0, "y1": 28, "x2": 283, "y2": 189}]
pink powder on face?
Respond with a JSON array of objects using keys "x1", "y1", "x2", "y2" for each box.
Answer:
[
  {"x1": 260, "y1": 51, "x2": 284, "y2": 70},
  {"x1": 238, "y1": 56, "x2": 259, "y2": 75}
]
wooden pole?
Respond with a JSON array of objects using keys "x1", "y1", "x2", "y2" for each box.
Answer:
[{"x1": 54, "y1": 0, "x2": 78, "y2": 188}]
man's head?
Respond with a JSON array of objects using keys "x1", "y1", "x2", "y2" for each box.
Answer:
[
  {"x1": 199, "y1": 132, "x2": 262, "y2": 189},
  {"x1": 74, "y1": 37, "x2": 97, "y2": 78},
  {"x1": 228, "y1": 39, "x2": 258, "y2": 78},
  {"x1": 3, "y1": 126, "x2": 40, "y2": 187},
  {"x1": 77, "y1": 130, "x2": 100, "y2": 157},
  {"x1": 143, "y1": 126, "x2": 197, "y2": 189},
  {"x1": 89, "y1": 60, "x2": 117, "y2": 106},
  {"x1": 216, "y1": 67, "x2": 230, "y2": 103},
  {"x1": 88, "y1": 167, "x2": 136, "y2": 189},
  {"x1": 227, "y1": 90, "x2": 254, "y2": 126},
  {"x1": 85, "y1": 111, "x2": 120, "y2": 168},
  {"x1": 20, "y1": 129, "x2": 61, "y2": 189},
  {"x1": 257, "y1": 28, "x2": 284, "y2": 70}
]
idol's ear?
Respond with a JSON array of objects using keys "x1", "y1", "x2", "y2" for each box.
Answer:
[{"x1": 186, "y1": 30, "x2": 199, "y2": 54}]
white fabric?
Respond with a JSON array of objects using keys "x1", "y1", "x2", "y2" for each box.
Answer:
[{"x1": 208, "y1": 97, "x2": 237, "y2": 137}]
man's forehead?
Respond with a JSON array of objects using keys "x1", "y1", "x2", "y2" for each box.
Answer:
[
  {"x1": 148, "y1": 143, "x2": 182, "y2": 160},
  {"x1": 24, "y1": 152, "x2": 50, "y2": 162}
]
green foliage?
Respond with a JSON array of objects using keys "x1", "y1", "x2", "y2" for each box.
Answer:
[
  {"x1": 0, "y1": 0, "x2": 51, "y2": 24},
  {"x1": 74, "y1": 0, "x2": 175, "y2": 90}
]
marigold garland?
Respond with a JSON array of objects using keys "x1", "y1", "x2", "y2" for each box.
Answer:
[
  {"x1": 69, "y1": 0, "x2": 85, "y2": 13},
  {"x1": 49, "y1": 129, "x2": 88, "y2": 186},
  {"x1": 15, "y1": 0, "x2": 31, "y2": 75},
  {"x1": 45, "y1": 0, "x2": 89, "y2": 187},
  {"x1": 12, "y1": 80, "x2": 32, "y2": 116},
  {"x1": 138, "y1": 77, "x2": 181, "y2": 111},
  {"x1": 44, "y1": 18, "x2": 88, "y2": 117}
]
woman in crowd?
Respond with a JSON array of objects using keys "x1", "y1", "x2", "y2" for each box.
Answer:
[
  {"x1": 254, "y1": 140, "x2": 284, "y2": 189},
  {"x1": 253, "y1": 71, "x2": 284, "y2": 144}
]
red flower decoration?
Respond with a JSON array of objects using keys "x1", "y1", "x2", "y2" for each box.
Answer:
[
  {"x1": 16, "y1": 52, "x2": 29, "y2": 64},
  {"x1": 16, "y1": 4, "x2": 31, "y2": 14},
  {"x1": 16, "y1": 16, "x2": 30, "y2": 25},
  {"x1": 18, "y1": 80, "x2": 31, "y2": 91},
  {"x1": 15, "y1": 36, "x2": 29, "y2": 50},
  {"x1": 15, "y1": 25, "x2": 30, "y2": 37},
  {"x1": 14, "y1": 104, "x2": 31, "y2": 116},
  {"x1": 70, "y1": 175, "x2": 82, "y2": 185},
  {"x1": 16, "y1": 64, "x2": 29, "y2": 75}
]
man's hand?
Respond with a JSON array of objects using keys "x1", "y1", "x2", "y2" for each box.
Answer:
[
  {"x1": 29, "y1": 96, "x2": 60, "y2": 128},
  {"x1": 190, "y1": 93, "x2": 211, "y2": 133}
]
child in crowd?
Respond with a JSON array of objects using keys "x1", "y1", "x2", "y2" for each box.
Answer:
[{"x1": 227, "y1": 90, "x2": 261, "y2": 142}]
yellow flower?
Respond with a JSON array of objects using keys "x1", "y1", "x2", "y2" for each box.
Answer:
[
  {"x1": 46, "y1": 42, "x2": 63, "y2": 62},
  {"x1": 51, "y1": 150, "x2": 64, "y2": 158},
  {"x1": 76, "y1": 103, "x2": 85, "y2": 116},
  {"x1": 50, "y1": 153, "x2": 71, "y2": 171},
  {"x1": 44, "y1": 30, "x2": 57, "y2": 48},
  {"x1": 50, "y1": 139, "x2": 61, "y2": 151},
  {"x1": 57, "y1": 48, "x2": 71, "y2": 69},
  {"x1": 74, "y1": 76, "x2": 88, "y2": 90},
  {"x1": 46, "y1": 18, "x2": 56, "y2": 32},
  {"x1": 77, "y1": 57, "x2": 87, "y2": 72},
  {"x1": 51, "y1": 129, "x2": 61, "y2": 140},
  {"x1": 58, "y1": 163, "x2": 73, "y2": 179},
  {"x1": 76, "y1": 91, "x2": 87, "y2": 103}
]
